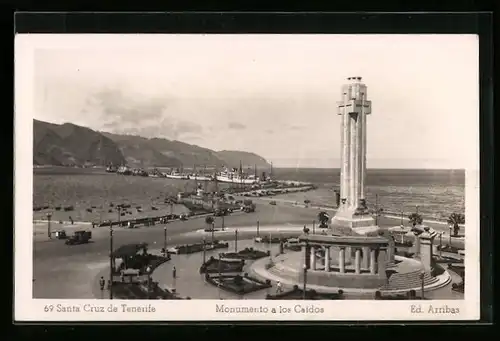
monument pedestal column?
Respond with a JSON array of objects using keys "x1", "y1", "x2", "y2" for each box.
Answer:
[
  {"x1": 339, "y1": 247, "x2": 346, "y2": 273},
  {"x1": 324, "y1": 247, "x2": 330, "y2": 272},
  {"x1": 377, "y1": 249, "x2": 387, "y2": 276},
  {"x1": 370, "y1": 249, "x2": 377, "y2": 275},
  {"x1": 310, "y1": 246, "x2": 316, "y2": 270},
  {"x1": 354, "y1": 248, "x2": 361, "y2": 274},
  {"x1": 419, "y1": 229, "x2": 437, "y2": 272},
  {"x1": 362, "y1": 246, "x2": 370, "y2": 269},
  {"x1": 413, "y1": 232, "x2": 421, "y2": 259}
]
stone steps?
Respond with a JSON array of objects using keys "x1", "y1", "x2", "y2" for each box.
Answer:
[
  {"x1": 270, "y1": 263, "x2": 440, "y2": 292},
  {"x1": 381, "y1": 270, "x2": 438, "y2": 290}
]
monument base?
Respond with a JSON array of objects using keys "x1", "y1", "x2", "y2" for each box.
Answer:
[{"x1": 331, "y1": 210, "x2": 380, "y2": 236}]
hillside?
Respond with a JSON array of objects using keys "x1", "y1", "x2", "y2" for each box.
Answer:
[
  {"x1": 33, "y1": 119, "x2": 126, "y2": 166},
  {"x1": 33, "y1": 119, "x2": 271, "y2": 169},
  {"x1": 216, "y1": 150, "x2": 270, "y2": 169}
]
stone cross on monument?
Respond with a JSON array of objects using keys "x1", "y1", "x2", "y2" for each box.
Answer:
[{"x1": 331, "y1": 77, "x2": 379, "y2": 235}]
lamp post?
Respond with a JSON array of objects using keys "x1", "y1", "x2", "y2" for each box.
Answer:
[
  {"x1": 46, "y1": 213, "x2": 52, "y2": 239},
  {"x1": 211, "y1": 222, "x2": 215, "y2": 243},
  {"x1": 172, "y1": 266, "x2": 176, "y2": 295},
  {"x1": 218, "y1": 253, "x2": 222, "y2": 299},
  {"x1": 439, "y1": 233, "x2": 443, "y2": 257},
  {"x1": 400, "y1": 208, "x2": 404, "y2": 226},
  {"x1": 109, "y1": 221, "x2": 114, "y2": 300},
  {"x1": 375, "y1": 194, "x2": 379, "y2": 225},
  {"x1": 146, "y1": 266, "x2": 152, "y2": 299},
  {"x1": 163, "y1": 226, "x2": 167, "y2": 254},
  {"x1": 117, "y1": 206, "x2": 121, "y2": 227},
  {"x1": 449, "y1": 225, "x2": 452, "y2": 245},
  {"x1": 416, "y1": 205, "x2": 419, "y2": 215},
  {"x1": 202, "y1": 237, "x2": 206, "y2": 264},
  {"x1": 419, "y1": 270, "x2": 425, "y2": 299},
  {"x1": 302, "y1": 264, "x2": 308, "y2": 300},
  {"x1": 222, "y1": 215, "x2": 225, "y2": 231},
  {"x1": 312, "y1": 220, "x2": 315, "y2": 235},
  {"x1": 257, "y1": 220, "x2": 260, "y2": 237},
  {"x1": 235, "y1": 229, "x2": 238, "y2": 252}
]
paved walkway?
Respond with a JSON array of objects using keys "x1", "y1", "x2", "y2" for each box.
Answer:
[{"x1": 32, "y1": 218, "x2": 465, "y2": 300}]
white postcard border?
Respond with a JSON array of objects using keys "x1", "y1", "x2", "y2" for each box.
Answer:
[{"x1": 14, "y1": 34, "x2": 481, "y2": 322}]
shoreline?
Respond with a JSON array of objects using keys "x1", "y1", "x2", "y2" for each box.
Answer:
[{"x1": 32, "y1": 194, "x2": 465, "y2": 229}]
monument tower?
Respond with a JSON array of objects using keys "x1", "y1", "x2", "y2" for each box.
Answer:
[{"x1": 331, "y1": 77, "x2": 378, "y2": 234}]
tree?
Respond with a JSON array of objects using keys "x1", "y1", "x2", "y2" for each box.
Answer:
[
  {"x1": 205, "y1": 216, "x2": 214, "y2": 229},
  {"x1": 304, "y1": 199, "x2": 311, "y2": 207},
  {"x1": 408, "y1": 213, "x2": 423, "y2": 228},
  {"x1": 447, "y1": 213, "x2": 465, "y2": 236},
  {"x1": 317, "y1": 211, "x2": 330, "y2": 228}
]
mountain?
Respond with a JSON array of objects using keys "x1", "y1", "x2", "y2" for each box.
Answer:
[
  {"x1": 33, "y1": 119, "x2": 126, "y2": 166},
  {"x1": 33, "y1": 119, "x2": 271, "y2": 169},
  {"x1": 216, "y1": 150, "x2": 270, "y2": 169}
]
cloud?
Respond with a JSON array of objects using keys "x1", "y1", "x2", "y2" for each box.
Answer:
[
  {"x1": 228, "y1": 122, "x2": 246, "y2": 130},
  {"x1": 85, "y1": 87, "x2": 203, "y2": 140}
]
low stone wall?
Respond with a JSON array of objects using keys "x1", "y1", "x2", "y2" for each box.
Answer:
[{"x1": 299, "y1": 271, "x2": 387, "y2": 289}]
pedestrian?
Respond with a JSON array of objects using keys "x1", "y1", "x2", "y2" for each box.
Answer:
[
  {"x1": 107, "y1": 280, "x2": 111, "y2": 290},
  {"x1": 172, "y1": 266, "x2": 177, "y2": 279},
  {"x1": 120, "y1": 271, "x2": 125, "y2": 283},
  {"x1": 69, "y1": 216, "x2": 74, "y2": 225},
  {"x1": 276, "y1": 280, "x2": 283, "y2": 294},
  {"x1": 99, "y1": 276, "x2": 105, "y2": 290}
]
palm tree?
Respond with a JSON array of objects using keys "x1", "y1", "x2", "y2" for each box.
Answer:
[
  {"x1": 447, "y1": 213, "x2": 465, "y2": 236},
  {"x1": 317, "y1": 211, "x2": 330, "y2": 228},
  {"x1": 408, "y1": 213, "x2": 423, "y2": 229},
  {"x1": 205, "y1": 216, "x2": 214, "y2": 229},
  {"x1": 205, "y1": 216, "x2": 215, "y2": 242}
]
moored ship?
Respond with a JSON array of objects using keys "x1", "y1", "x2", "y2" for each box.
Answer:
[
  {"x1": 165, "y1": 169, "x2": 190, "y2": 180},
  {"x1": 189, "y1": 174, "x2": 214, "y2": 181},
  {"x1": 216, "y1": 167, "x2": 260, "y2": 185}
]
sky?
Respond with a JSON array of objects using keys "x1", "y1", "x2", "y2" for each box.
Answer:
[{"x1": 26, "y1": 34, "x2": 478, "y2": 169}]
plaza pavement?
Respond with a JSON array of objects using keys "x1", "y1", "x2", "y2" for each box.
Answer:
[{"x1": 32, "y1": 201, "x2": 467, "y2": 299}]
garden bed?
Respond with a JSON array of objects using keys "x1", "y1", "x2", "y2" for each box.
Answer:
[
  {"x1": 219, "y1": 247, "x2": 270, "y2": 260},
  {"x1": 375, "y1": 290, "x2": 425, "y2": 300},
  {"x1": 168, "y1": 241, "x2": 229, "y2": 255},
  {"x1": 395, "y1": 250, "x2": 415, "y2": 258},
  {"x1": 254, "y1": 236, "x2": 285, "y2": 244},
  {"x1": 111, "y1": 281, "x2": 186, "y2": 299},
  {"x1": 114, "y1": 253, "x2": 171, "y2": 276},
  {"x1": 205, "y1": 273, "x2": 271, "y2": 295},
  {"x1": 451, "y1": 281, "x2": 464, "y2": 293},
  {"x1": 395, "y1": 241, "x2": 413, "y2": 247},
  {"x1": 448, "y1": 264, "x2": 465, "y2": 279},
  {"x1": 199, "y1": 256, "x2": 245, "y2": 274},
  {"x1": 266, "y1": 285, "x2": 344, "y2": 300},
  {"x1": 433, "y1": 255, "x2": 464, "y2": 264},
  {"x1": 436, "y1": 245, "x2": 463, "y2": 254}
]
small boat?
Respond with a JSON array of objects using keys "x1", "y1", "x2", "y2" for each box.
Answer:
[
  {"x1": 117, "y1": 165, "x2": 132, "y2": 175},
  {"x1": 166, "y1": 171, "x2": 190, "y2": 180},
  {"x1": 189, "y1": 174, "x2": 214, "y2": 181}
]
